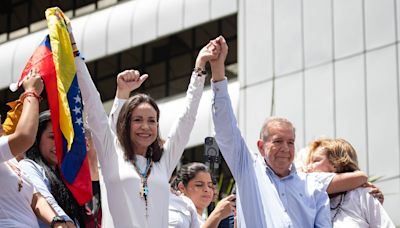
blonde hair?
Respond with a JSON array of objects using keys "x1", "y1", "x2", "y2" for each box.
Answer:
[{"x1": 307, "y1": 138, "x2": 359, "y2": 173}]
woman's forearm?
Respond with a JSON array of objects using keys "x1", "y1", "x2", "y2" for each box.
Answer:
[
  {"x1": 31, "y1": 192, "x2": 57, "y2": 224},
  {"x1": 327, "y1": 170, "x2": 368, "y2": 194}
]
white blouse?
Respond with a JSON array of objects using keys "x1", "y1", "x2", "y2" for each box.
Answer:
[
  {"x1": 76, "y1": 56, "x2": 205, "y2": 228},
  {"x1": 168, "y1": 193, "x2": 200, "y2": 228},
  {"x1": 331, "y1": 187, "x2": 395, "y2": 228}
]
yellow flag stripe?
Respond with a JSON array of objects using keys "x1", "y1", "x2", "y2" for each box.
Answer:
[{"x1": 46, "y1": 7, "x2": 76, "y2": 151}]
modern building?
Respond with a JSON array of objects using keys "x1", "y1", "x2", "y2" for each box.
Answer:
[{"x1": 1, "y1": 0, "x2": 399, "y2": 224}]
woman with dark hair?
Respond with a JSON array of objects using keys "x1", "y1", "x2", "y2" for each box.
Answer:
[
  {"x1": 169, "y1": 162, "x2": 235, "y2": 228},
  {"x1": 306, "y1": 138, "x2": 395, "y2": 227},
  {"x1": 115, "y1": 93, "x2": 164, "y2": 162},
  {"x1": 71, "y1": 22, "x2": 223, "y2": 225},
  {"x1": 20, "y1": 110, "x2": 85, "y2": 227}
]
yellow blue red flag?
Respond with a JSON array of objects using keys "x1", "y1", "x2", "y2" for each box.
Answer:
[{"x1": 15, "y1": 7, "x2": 92, "y2": 205}]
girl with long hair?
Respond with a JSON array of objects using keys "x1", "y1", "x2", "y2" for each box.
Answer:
[{"x1": 21, "y1": 111, "x2": 85, "y2": 227}]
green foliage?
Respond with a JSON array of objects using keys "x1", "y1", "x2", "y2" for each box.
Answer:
[
  {"x1": 368, "y1": 175, "x2": 384, "y2": 183},
  {"x1": 214, "y1": 173, "x2": 235, "y2": 204}
]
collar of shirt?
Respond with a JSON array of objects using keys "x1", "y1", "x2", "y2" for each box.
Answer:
[{"x1": 264, "y1": 161, "x2": 297, "y2": 181}]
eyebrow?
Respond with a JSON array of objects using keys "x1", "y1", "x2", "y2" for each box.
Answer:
[
  {"x1": 194, "y1": 181, "x2": 213, "y2": 184},
  {"x1": 132, "y1": 116, "x2": 157, "y2": 119}
]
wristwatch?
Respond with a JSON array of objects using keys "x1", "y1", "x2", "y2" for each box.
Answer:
[{"x1": 51, "y1": 216, "x2": 66, "y2": 227}]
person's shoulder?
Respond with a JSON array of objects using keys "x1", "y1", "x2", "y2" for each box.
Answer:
[
  {"x1": 169, "y1": 192, "x2": 186, "y2": 208},
  {"x1": 303, "y1": 171, "x2": 335, "y2": 183},
  {"x1": 292, "y1": 170, "x2": 316, "y2": 180},
  {"x1": 350, "y1": 186, "x2": 370, "y2": 197},
  {"x1": 293, "y1": 171, "x2": 317, "y2": 183},
  {"x1": 180, "y1": 195, "x2": 196, "y2": 209},
  {"x1": 169, "y1": 193, "x2": 194, "y2": 217},
  {"x1": 19, "y1": 158, "x2": 44, "y2": 172},
  {"x1": 170, "y1": 193, "x2": 192, "y2": 207},
  {"x1": 296, "y1": 172, "x2": 335, "y2": 192},
  {"x1": 20, "y1": 158, "x2": 39, "y2": 166},
  {"x1": 342, "y1": 187, "x2": 370, "y2": 209}
]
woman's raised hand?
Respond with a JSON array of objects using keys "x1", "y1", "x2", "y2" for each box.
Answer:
[
  {"x1": 195, "y1": 37, "x2": 222, "y2": 70},
  {"x1": 22, "y1": 68, "x2": 44, "y2": 94},
  {"x1": 116, "y1": 69, "x2": 149, "y2": 99}
]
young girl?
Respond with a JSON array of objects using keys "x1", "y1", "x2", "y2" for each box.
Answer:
[
  {"x1": 21, "y1": 111, "x2": 85, "y2": 227},
  {"x1": 169, "y1": 162, "x2": 235, "y2": 227}
]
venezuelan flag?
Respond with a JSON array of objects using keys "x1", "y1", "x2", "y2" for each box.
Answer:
[{"x1": 18, "y1": 7, "x2": 92, "y2": 205}]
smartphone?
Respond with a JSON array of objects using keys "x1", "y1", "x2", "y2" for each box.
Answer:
[
  {"x1": 204, "y1": 137, "x2": 220, "y2": 158},
  {"x1": 204, "y1": 136, "x2": 220, "y2": 173},
  {"x1": 204, "y1": 137, "x2": 220, "y2": 163}
]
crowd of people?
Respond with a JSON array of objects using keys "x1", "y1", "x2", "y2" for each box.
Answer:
[{"x1": 0, "y1": 19, "x2": 396, "y2": 228}]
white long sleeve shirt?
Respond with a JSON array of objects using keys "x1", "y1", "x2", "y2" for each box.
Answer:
[
  {"x1": 211, "y1": 79, "x2": 334, "y2": 228},
  {"x1": 76, "y1": 56, "x2": 205, "y2": 228},
  {"x1": 211, "y1": 78, "x2": 292, "y2": 228}
]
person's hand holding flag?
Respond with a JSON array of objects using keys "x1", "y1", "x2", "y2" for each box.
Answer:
[{"x1": 9, "y1": 7, "x2": 92, "y2": 205}]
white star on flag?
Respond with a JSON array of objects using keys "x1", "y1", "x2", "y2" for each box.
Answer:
[
  {"x1": 74, "y1": 95, "x2": 81, "y2": 104},
  {"x1": 72, "y1": 106, "x2": 81, "y2": 115},
  {"x1": 75, "y1": 117, "x2": 83, "y2": 126}
]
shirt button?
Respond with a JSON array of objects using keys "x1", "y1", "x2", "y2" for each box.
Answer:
[{"x1": 281, "y1": 193, "x2": 285, "y2": 196}]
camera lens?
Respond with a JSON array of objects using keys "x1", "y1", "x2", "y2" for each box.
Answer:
[
  {"x1": 205, "y1": 137, "x2": 213, "y2": 145},
  {"x1": 207, "y1": 147, "x2": 217, "y2": 156}
]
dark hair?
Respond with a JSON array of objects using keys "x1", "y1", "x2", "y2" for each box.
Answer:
[
  {"x1": 172, "y1": 162, "x2": 210, "y2": 190},
  {"x1": 116, "y1": 94, "x2": 164, "y2": 162},
  {"x1": 26, "y1": 110, "x2": 86, "y2": 227}
]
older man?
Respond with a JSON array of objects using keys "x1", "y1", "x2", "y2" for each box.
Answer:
[
  {"x1": 209, "y1": 36, "x2": 368, "y2": 228},
  {"x1": 256, "y1": 117, "x2": 333, "y2": 227}
]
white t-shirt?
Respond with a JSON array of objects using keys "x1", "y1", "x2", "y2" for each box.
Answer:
[
  {"x1": 76, "y1": 57, "x2": 205, "y2": 228},
  {"x1": 331, "y1": 187, "x2": 395, "y2": 228},
  {"x1": 0, "y1": 136, "x2": 39, "y2": 228},
  {"x1": 198, "y1": 214, "x2": 205, "y2": 227},
  {"x1": 168, "y1": 193, "x2": 200, "y2": 228}
]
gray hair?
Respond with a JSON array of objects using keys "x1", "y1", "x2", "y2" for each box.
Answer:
[{"x1": 259, "y1": 116, "x2": 295, "y2": 141}]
